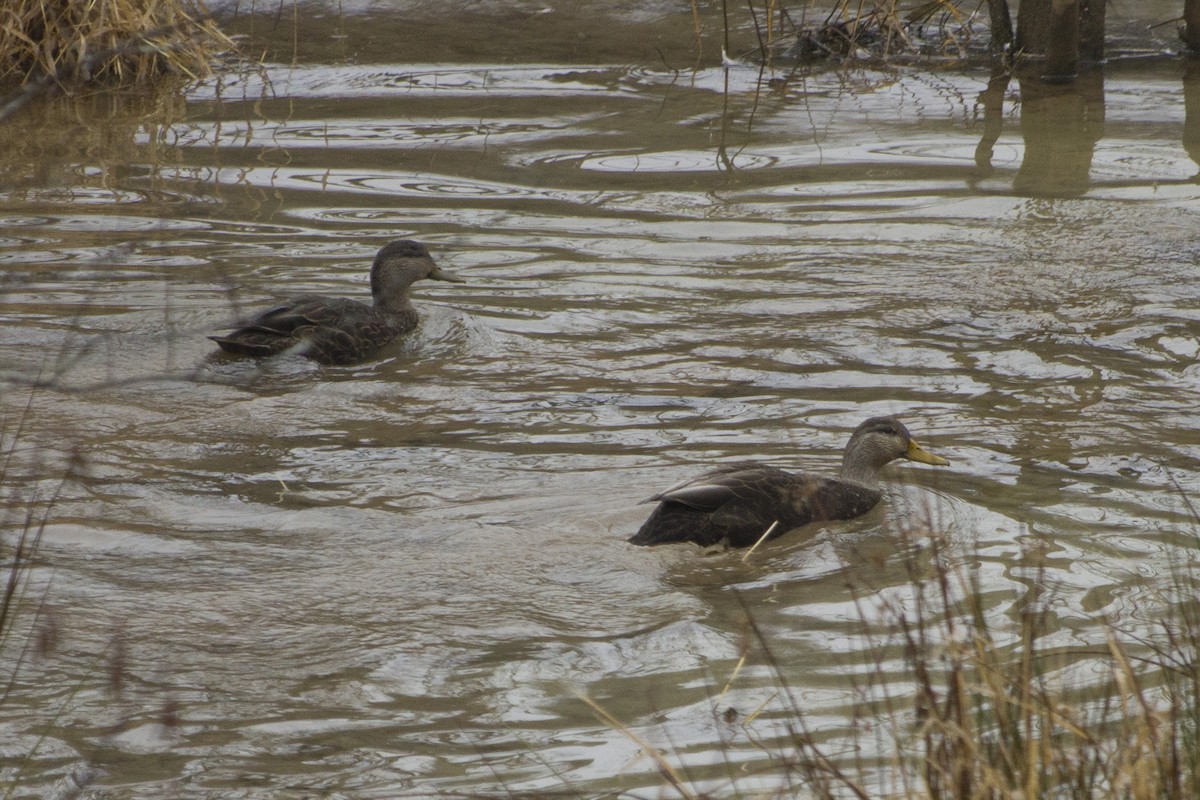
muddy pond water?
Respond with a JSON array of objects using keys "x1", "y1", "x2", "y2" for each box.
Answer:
[{"x1": 4, "y1": 4, "x2": 1200, "y2": 798}]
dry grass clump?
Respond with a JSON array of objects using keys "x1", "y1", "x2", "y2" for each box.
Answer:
[
  {"x1": 847, "y1": 527, "x2": 1200, "y2": 800},
  {"x1": 587, "y1": 516, "x2": 1200, "y2": 799},
  {"x1": 793, "y1": 1, "x2": 980, "y2": 61},
  {"x1": 740, "y1": 0, "x2": 989, "y2": 65},
  {"x1": 0, "y1": 0, "x2": 232, "y2": 90}
]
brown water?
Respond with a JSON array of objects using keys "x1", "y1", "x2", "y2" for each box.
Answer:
[{"x1": 4, "y1": 3, "x2": 1200, "y2": 797}]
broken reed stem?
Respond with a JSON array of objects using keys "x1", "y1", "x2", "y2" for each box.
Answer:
[
  {"x1": 576, "y1": 691, "x2": 699, "y2": 800},
  {"x1": 741, "y1": 519, "x2": 779, "y2": 562},
  {"x1": 716, "y1": 650, "x2": 748, "y2": 704}
]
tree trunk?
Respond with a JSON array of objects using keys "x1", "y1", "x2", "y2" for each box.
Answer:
[
  {"x1": 1079, "y1": 0, "x2": 1105, "y2": 61},
  {"x1": 1043, "y1": 0, "x2": 1080, "y2": 81},
  {"x1": 987, "y1": 0, "x2": 1014, "y2": 55},
  {"x1": 1184, "y1": 0, "x2": 1200, "y2": 53},
  {"x1": 1015, "y1": 0, "x2": 1050, "y2": 55},
  {"x1": 1184, "y1": 61, "x2": 1200, "y2": 169},
  {"x1": 1016, "y1": 0, "x2": 1103, "y2": 76}
]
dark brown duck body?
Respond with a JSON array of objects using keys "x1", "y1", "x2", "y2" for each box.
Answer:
[
  {"x1": 209, "y1": 240, "x2": 463, "y2": 365},
  {"x1": 629, "y1": 416, "x2": 948, "y2": 548},
  {"x1": 629, "y1": 462, "x2": 881, "y2": 547},
  {"x1": 209, "y1": 297, "x2": 419, "y2": 364}
]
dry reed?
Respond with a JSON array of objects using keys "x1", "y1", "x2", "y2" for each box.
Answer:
[
  {"x1": 587, "y1": 514, "x2": 1200, "y2": 799},
  {"x1": 0, "y1": 0, "x2": 232, "y2": 90},
  {"x1": 738, "y1": 0, "x2": 992, "y2": 65}
]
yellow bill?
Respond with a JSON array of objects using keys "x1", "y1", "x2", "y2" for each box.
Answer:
[{"x1": 905, "y1": 438, "x2": 949, "y2": 466}]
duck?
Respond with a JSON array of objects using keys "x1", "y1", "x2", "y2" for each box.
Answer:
[
  {"x1": 209, "y1": 240, "x2": 464, "y2": 365},
  {"x1": 628, "y1": 415, "x2": 948, "y2": 548}
]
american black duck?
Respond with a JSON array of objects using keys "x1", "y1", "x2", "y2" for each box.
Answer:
[
  {"x1": 629, "y1": 415, "x2": 948, "y2": 548},
  {"x1": 209, "y1": 240, "x2": 464, "y2": 365}
]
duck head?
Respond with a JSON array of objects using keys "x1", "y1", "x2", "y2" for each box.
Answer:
[
  {"x1": 371, "y1": 239, "x2": 465, "y2": 307},
  {"x1": 840, "y1": 415, "x2": 948, "y2": 488}
]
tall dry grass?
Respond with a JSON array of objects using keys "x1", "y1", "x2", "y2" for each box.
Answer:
[
  {"x1": 0, "y1": 394, "x2": 84, "y2": 707},
  {"x1": 0, "y1": 0, "x2": 232, "y2": 91},
  {"x1": 843, "y1": 523, "x2": 1200, "y2": 800},
  {"x1": 735, "y1": 0, "x2": 987, "y2": 65},
  {"x1": 0, "y1": 386, "x2": 164, "y2": 795},
  {"x1": 586, "y1": 515, "x2": 1200, "y2": 799}
]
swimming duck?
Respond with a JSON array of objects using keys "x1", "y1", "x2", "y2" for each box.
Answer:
[
  {"x1": 209, "y1": 240, "x2": 464, "y2": 365},
  {"x1": 629, "y1": 416, "x2": 948, "y2": 548}
]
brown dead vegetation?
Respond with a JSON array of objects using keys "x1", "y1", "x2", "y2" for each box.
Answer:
[{"x1": 0, "y1": 0, "x2": 232, "y2": 90}]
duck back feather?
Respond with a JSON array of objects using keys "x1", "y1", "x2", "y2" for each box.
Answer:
[{"x1": 629, "y1": 462, "x2": 881, "y2": 547}]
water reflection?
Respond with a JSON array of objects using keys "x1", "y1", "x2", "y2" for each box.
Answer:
[
  {"x1": 1185, "y1": 61, "x2": 1200, "y2": 171},
  {"x1": 1013, "y1": 70, "x2": 1105, "y2": 196},
  {"x1": 974, "y1": 63, "x2": 1200, "y2": 196},
  {"x1": 0, "y1": 89, "x2": 189, "y2": 194},
  {"x1": 3, "y1": 53, "x2": 1200, "y2": 798}
]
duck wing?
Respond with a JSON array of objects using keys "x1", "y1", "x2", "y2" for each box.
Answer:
[
  {"x1": 209, "y1": 296, "x2": 345, "y2": 356},
  {"x1": 210, "y1": 297, "x2": 413, "y2": 363},
  {"x1": 629, "y1": 462, "x2": 881, "y2": 548}
]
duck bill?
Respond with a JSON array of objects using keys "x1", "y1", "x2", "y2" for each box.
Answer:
[
  {"x1": 430, "y1": 265, "x2": 466, "y2": 283},
  {"x1": 906, "y1": 439, "x2": 949, "y2": 466}
]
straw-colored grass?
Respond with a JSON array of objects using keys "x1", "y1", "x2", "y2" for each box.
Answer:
[
  {"x1": 0, "y1": 0, "x2": 232, "y2": 89},
  {"x1": 848, "y1": 525, "x2": 1200, "y2": 800},
  {"x1": 585, "y1": 516, "x2": 1200, "y2": 799},
  {"x1": 735, "y1": 0, "x2": 988, "y2": 65}
]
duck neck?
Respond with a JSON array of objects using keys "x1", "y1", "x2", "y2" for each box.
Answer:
[
  {"x1": 374, "y1": 288, "x2": 415, "y2": 314},
  {"x1": 371, "y1": 265, "x2": 419, "y2": 314},
  {"x1": 839, "y1": 462, "x2": 881, "y2": 489},
  {"x1": 839, "y1": 444, "x2": 890, "y2": 489}
]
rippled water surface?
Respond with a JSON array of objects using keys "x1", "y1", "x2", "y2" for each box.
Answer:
[{"x1": 4, "y1": 4, "x2": 1200, "y2": 797}]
